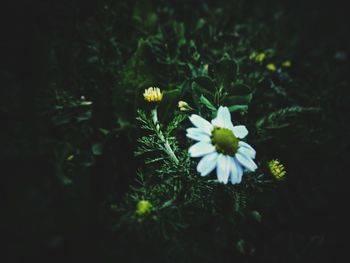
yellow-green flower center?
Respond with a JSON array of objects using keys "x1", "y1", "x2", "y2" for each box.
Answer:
[{"x1": 211, "y1": 127, "x2": 239, "y2": 155}]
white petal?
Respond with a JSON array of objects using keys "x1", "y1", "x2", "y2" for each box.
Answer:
[
  {"x1": 229, "y1": 157, "x2": 239, "y2": 184},
  {"x1": 238, "y1": 145, "x2": 256, "y2": 159},
  {"x1": 197, "y1": 152, "x2": 218, "y2": 176},
  {"x1": 186, "y1": 128, "x2": 211, "y2": 142},
  {"x1": 211, "y1": 106, "x2": 235, "y2": 130},
  {"x1": 189, "y1": 115, "x2": 213, "y2": 135},
  {"x1": 186, "y1": 132, "x2": 211, "y2": 142},
  {"x1": 235, "y1": 152, "x2": 258, "y2": 172},
  {"x1": 188, "y1": 142, "x2": 215, "y2": 157},
  {"x1": 231, "y1": 125, "x2": 248, "y2": 139},
  {"x1": 186, "y1": 127, "x2": 202, "y2": 134},
  {"x1": 218, "y1": 106, "x2": 234, "y2": 129},
  {"x1": 211, "y1": 116, "x2": 225, "y2": 127},
  {"x1": 234, "y1": 158, "x2": 243, "y2": 183},
  {"x1": 239, "y1": 141, "x2": 256, "y2": 155},
  {"x1": 216, "y1": 154, "x2": 230, "y2": 184}
]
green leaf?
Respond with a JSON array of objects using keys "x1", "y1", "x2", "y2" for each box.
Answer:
[
  {"x1": 98, "y1": 128, "x2": 110, "y2": 135},
  {"x1": 163, "y1": 89, "x2": 181, "y2": 100},
  {"x1": 162, "y1": 88, "x2": 181, "y2": 108},
  {"x1": 186, "y1": 63, "x2": 199, "y2": 78},
  {"x1": 160, "y1": 198, "x2": 175, "y2": 209},
  {"x1": 193, "y1": 76, "x2": 215, "y2": 91},
  {"x1": 191, "y1": 82, "x2": 212, "y2": 97},
  {"x1": 250, "y1": 211, "x2": 262, "y2": 222},
  {"x1": 92, "y1": 143, "x2": 103, "y2": 156},
  {"x1": 80, "y1": 153, "x2": 96, "y2": 167},
  {"x1": 76, "y1": 110, "x2": 92, "y2": 122},
  {"x1": 236, "y1": 239, "x2": 246, "y2": 254},
  {"x1": 200, "y1": 95, "x2": 217, "y2": 112},
  {"x1": 166, "y1": 114, "x2": 187, "y2": 135},
  {"x1": 236, "y1": 239, "x2": 255, "y2": 255},
  {"x1": 231, "y1": 83, "x2": 251, "y2": 95},
  {"x1": 59, "y1": 175, "x2": 72, "y2": 186},
  {"x1": 162, "y1": 88, "x2": 182, "y2": 117},
  {"x1": 226, "y1": 94, "x2": 253, "y2": 105},
  {"x1": 194, "y1": 18, "x2": 206, "y2": 31},
  {"x1": 228, "y1": 105, "x2": 248, "y2": 113},
  {"x1": 79, "y1": 101, "x2": 93, "y2": 106},
  {"x1": 226, "y1": 83, "x2": 252, "y2": 106}
]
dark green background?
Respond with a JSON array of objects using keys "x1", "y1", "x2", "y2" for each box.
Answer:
[{"x1": 1, "y1": 0, "x2": 348, "y2": 262}]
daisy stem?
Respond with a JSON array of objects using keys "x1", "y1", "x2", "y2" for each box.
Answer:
[{"x1": 151, "y1": 107, "x2": 179, "y2": 165}]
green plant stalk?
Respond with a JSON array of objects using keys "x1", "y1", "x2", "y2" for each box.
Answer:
[{"x1": 151, "y1": 107, "x2": 179, "y2": 165}]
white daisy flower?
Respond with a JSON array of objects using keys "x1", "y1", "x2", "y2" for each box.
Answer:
[{"x1": 186, "y1": 106, "x2": 257, "y2": 184}]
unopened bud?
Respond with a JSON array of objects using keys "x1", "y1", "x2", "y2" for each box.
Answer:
[{"x1": 178, "y1": 101, "x2": 192, "y2": 111}]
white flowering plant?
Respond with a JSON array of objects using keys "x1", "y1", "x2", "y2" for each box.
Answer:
[
  {"x1": 112, "y1": 49, "x2": 305, "y2": 256},
  {"x1": 5, "y1": 1, "x2": 344, "y2": 262},
  {"x1": 39, "y1": 1, "x2": 323, "y2": 261},
  {"x1": 108, "y1": 12, "x2": 324, "y2": 257}
]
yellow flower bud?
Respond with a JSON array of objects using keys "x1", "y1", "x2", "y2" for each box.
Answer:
[
  {"x1": 282, "y1": 60, "x2": 291, "y2": 67},
  {"x1": 178, "y1": 100, "x2": 192, "y2": 111},
  {"x1": 249, "y1": 51, "x2": 257, "y2": 60},
  {"x1": 268, "y1": 159, "x2": 286, "y2": 180},
  {"x1": 266, "y1": 63, "x2": 277, "y2": 71},
  {"x1": 143, "y1": 87, "x2": 163, "y2": 103},
  {"x1": 255, "y1": 53, "x2": 266, "y2": 62},
  {"x1": 136, "y1": 200, "x2": 152, "y2": 215}
]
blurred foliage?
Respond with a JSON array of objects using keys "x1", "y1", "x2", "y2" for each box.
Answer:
[{"x1": 1, "y1": 0, "x2": 349, "y2": 262}]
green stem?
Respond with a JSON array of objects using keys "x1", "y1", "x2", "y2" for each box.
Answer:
[{"x1": 151, "y1": 107, "x2": 179, "y2": 165}]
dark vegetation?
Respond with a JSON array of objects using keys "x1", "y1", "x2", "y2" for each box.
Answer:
[{"x1": 1, "y1": 0, "x2": 349, "y2": 262}]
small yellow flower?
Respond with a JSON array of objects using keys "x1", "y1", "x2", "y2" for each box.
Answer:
[
  {"x1": 143, "y1": 87, "x2": 163, "y2": 103},
  {"x1": 266, "y1": 63, "x2": 277, "y2": 71},
  {"x1": 255, "y1": 53, "x2": 266, "y2": 62},
  {"x1": 268, "y1": 159, "x2": 286, "y2": 180},
  {"x1": 136, "y1": 200, "x2": 152, "y2": 215},
  {"x1": 282, "y1": 60, "x2": 291, "y2": 67},
  {"x1": 249, "y1": 52, "x2": 265, "y2": 62},
  {"x1": 178, "y1": 100, "x2": 192, "y2": 111},
  {"x1": 249, "y1": 51, "x2": 257, "y2": 60}
]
